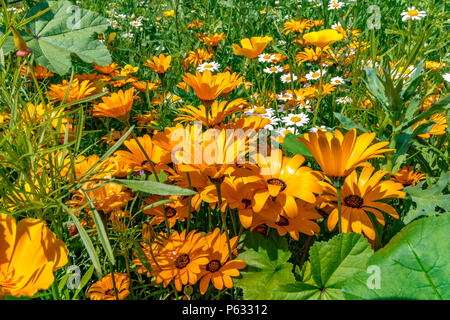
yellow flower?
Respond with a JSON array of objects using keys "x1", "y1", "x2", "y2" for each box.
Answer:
[
  {"x1": 144, "y1": 54, "x2": 172, "y2": 74},
  {"x1": 303, "y1": 29, "x2": 343, "y2": 48},
  {"x1": 0, "y1": 213, "x2": 68, "y2": 298},
  {"x1": 163, "y1": 10, "x2": 175, "y2": 18},
  {"x1": 298, "y1": 128, "x2": 393, "y2": 178},
  {"x1": 232, "y1": 36, "x2": 273, "y2": 59},
  {"x1": 86, "y1": 273, "x2": 130, "y2": 300}
]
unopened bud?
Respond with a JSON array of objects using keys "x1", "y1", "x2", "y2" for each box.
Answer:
[{"x1": 10, "y1": 25, "x2": 31, "y2": 56}]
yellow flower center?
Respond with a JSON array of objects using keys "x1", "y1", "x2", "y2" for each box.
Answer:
[
  {"x1": 270, "y1": 67, "x2": 278, "y2": 71},
  {"x1": 290, "y1": 116, "x2": 302, "y2": 122},
  {"x1": 203, "y1": 64, "x2": 213, "y2": 68},
  {"x1": 263, "y1": 54, "x2": 271, "y2": 59},
  {"x1": 254, "y1": 107, "x2": 267, "y2": 114},
  {"x1": 312, "y1": 72, "x2": 320, "y2": 78},
  {"x1": 408, "y1": 9, "x2": 419, "y2": 17}
]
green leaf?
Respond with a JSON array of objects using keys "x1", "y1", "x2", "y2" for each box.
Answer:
[
  {"x1": 363, "y1": 67, "x2": 389, "y2": 109},
  {"x1": 62, "y1": 204, "x2": 103, "y2": 278},
  {"x1": 72, "y1": 265, "x2": 95, "y2": 300},
  {"x1": 113, "y1": 179, "x2": 197, "y2": 196},
  {"x1": 282, "y1": 133, "x2": 312, "y2": 158},
  {"x1": 82, "y1": 191, "x2": 116, "y2": 266},
  {"x1": 272, "y1": 233, "x2": 373, "y2": 300},
  {"x1": 2, "y1": 1, "x2": 111, "y2": 74},
  {"x1": 333, "y1": 113, "x2": 368, "y2": 133},
  {"x1": 402, "y1": 173, "x2": 450, "y2": 224},
  {"x1": 343, "y1": 214, "x2": 450, "y2": 300},
  {"x1": 235, "y1": 231, "x2": 295, "y2": 300}
]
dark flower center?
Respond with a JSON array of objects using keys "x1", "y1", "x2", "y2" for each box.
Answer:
[
  {"x1": 275, "y1": 216, "x2": 289, "y2": 226},
  {"x1": 241, "y1": 199, "x2": 252, "y2": 209},
  {"x1": 105, "y1": 289, "x2": 115, "y2": 296},
  {"x1": 344, "y1": 195, "x2": 364, "y2": 208},
  {"x1": 206, "y1": 259, "x2": 222, "y2": 273},
  {"x1": 209, "y1": 176, "x2": 225, "y2": 185},
  {"x1": 175, "y1": 253, "x2": 190, "y2": 269},
  {"x1": 267, "y1": 178, "x2": 287, "y2": 191},
  {"x1": 165, "y1": 207, "x2": 177, "y2": 218}
]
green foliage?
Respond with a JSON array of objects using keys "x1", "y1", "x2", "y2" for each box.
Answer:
[
  {"x1": 343, "y1": 214, "x2": 450, "y2": 300},
  {"x1": 281, "y1": 133, "x2": 312, "y2": 158},
  {"x1": 403, "y1": 173, "x2": 450, "y2": 224},
  {"x1": 1, "y1": 1, "x2": 111, "y2": 74},
  {"x1": 235, "y1": 231, "x2": 296, "y2": 300},
  {"x1": 113, "y1": 179, "x2": 197, "y2": 196},
  {"x1": 272, "y1": 233, "x2": 373, "y2": 300}
]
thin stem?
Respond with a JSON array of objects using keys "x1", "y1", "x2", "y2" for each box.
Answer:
[{"x1": 337, "y1": 184, "x2": 342, "y2": 233}]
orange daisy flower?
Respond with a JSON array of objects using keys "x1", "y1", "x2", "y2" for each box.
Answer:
[
  {"x1": 298, "y1": 128, "x2": 393, "y2": 179},
  {"x1": 391, "y1": 166, "x2": 426, "y2": 186},
  {"x1": 92, "y1": 87, "x2": 135, "y2": 121},
  {"x1": 113, "y1": 134, "x2": 171, "y2": 174},
  {"x1": 199, "y1": 228, "x2": 246, "y2": 295},
  {"x1": 86, "y1": 273, "x2": 130, "y2": 300},
  {"x1": 21, "y1": 63, "x2": 54, "y2": 80},
  {"x1": 144, "y1": 54, "x2": 172, "y2": 74},
  {"x1": 319, "y1": 166, "x2": 405, "y2": 240},
  {"x1": 47, "y1": 79, "x2": 97, "y2": 103}
]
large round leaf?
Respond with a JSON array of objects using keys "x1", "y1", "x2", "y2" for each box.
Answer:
[{"x1": 343, "y1": 214, "x2": 450, "y2": 300}]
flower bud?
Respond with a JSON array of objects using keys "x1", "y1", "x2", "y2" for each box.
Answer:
[{"x1": 10, "y1": 25, "x2": 32, "y2": 56}]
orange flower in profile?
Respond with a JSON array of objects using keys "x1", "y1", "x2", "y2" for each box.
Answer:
[
  {"x1": 93, "y1": 62, "x2": 120, "y2": 74},
  {"x1": 21, "y1": 63, "x2": 54, "y2": 80},
  {"x1": 92, "y1": 87, "x2": 135, "y2": 121},
  {"x1": 303, "y1": 29, "x2": 343, "y2": 48},
  {"x1": 0, "y1": 213, "x2": 68, "y2": 298},
  {"x1": 232, "y1": 36, "x2": 273, "y2": 59},
  {"x1": 143, "y1": 195, "x2": 191, "y2": 228},
  {"x1": 175, "y1": 98, "x2": 246, "y2": 127},
  {"x1": 264, "y1": 200, "x2": 322, "y2": 240},
  {"x1": 298, "y1": 128, "x2": 393, "y2": 178},
  {"x1": 412, "y1": 113, "x2": 447, "y2": 139},
  {"x1": 201, "y1": 32, "x2": 226, "y2": 48},
  {"x1": 391, "y1": 166, "x2": 426, "y2": 186},
  {"x1": 144, "y1": 54, "x2": 172, "y2": 74},
  {"x1": 47, "y1": 79, "x2": 96, "y2": 103},
  {"x1": 86, "y1": 273, "x2": 130, "y2": 300},
  {"x1": 182, "y1": 70, "x2": 232, "y2": 105},
  {"x1": 183, "y1": 48, "x2": 215, "y2": 70},
  {"x1": 132, "y1": 81, "x2": 158, "y2": 93},
  {"x1": 199, "y1": 228, "x2": 246, "y2": 295},
  {"x1": 114, "y1": 134, "x2": 171, "y2": 174},
  {"x1": 318, "y1": 166, "x2": 405, "y2": 240},
  {"x1": 283, "y1": 19, "x2": 314, "y2": 34}
]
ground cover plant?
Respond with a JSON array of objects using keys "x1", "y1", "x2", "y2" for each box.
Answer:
[{"x1": 0, "y1": 0, "x2": 448, "y2": 301}]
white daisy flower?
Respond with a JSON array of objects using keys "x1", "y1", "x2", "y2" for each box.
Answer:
[
  {"x1": 280, "y1": 73, "x2": 298, "y2": 83},
  {"x1": 277, "y1": 92, "x2": 294, "y2": 102},
  {"x1": 197, "y1": 61, "x2": 220, "y2": 73},
  {"x1": 328, "y1": 1, "x2": 345, "y2": 10},
  {"x1": 310, "y1": 125, "x2": 329, "y2": 133},
  {"x1": 264, "y1": 65, "x2": 284, "y2": 74},
  {"x1": 282, "y1": 113, "x2": 309, "y2": 127},
  {"x1": 336, "y1": 96, "x2": 353, "y2": 104},
  {"x1": 130, "y1": 20, "x2": 143, "y2": 27},
  {"x1": 258, "y1": 53, "x2": 276, "y2": 63},
  {"x1": 330, "y1": 76, "x2": 345, "y2": 85},
  {"x1": 305, "y1": 69, "x2": 326, "y2": 81},
  {"x1": 278, "y1": 40, "x2": 286, "y2": 45},
  {"x1": 273, "y1": 127, "x2": 296, "y2": 137},
  {"x1": 245, "y1": 106, "x2": 276, "y2": 119},
  {"x1": 401, "y1": 7, "x2": 426, "y2": 21},
  {"x1": 443, "y1": 73, "x2": 450, "y2": 82},
  {"x1": 115, "y1": 13, "x2": 126, "y2": 19},
  {"x1": 331, "y1": 22, "x2": 342, "y2": 30},
  {"x1": 122, "y1": 32, "x2": 134, "y2": 39}
]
